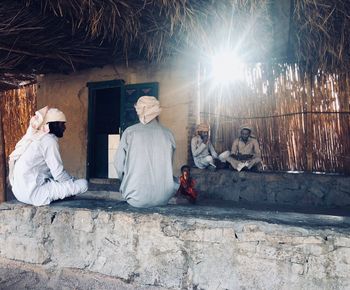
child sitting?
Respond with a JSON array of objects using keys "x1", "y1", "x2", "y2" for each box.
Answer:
[{"x1": 176, "y1": 165, "x2": 198, "y2": 204}]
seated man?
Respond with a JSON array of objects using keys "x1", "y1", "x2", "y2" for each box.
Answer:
[
  {"x1": 220, "y1": 125, "x2": 262, "y2": 172},
  {"x1": 114, "y1": 96, "x2": 177, "y2": 208},
  {"x1": 191, "y1": 123, "x2": 218, "y2": 170},
  {"x1": 9, "y1": 106, "x2": 88, "y2": 206}
]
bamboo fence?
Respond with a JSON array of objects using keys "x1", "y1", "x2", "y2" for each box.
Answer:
[
  {"x1": 0, "y1": 84, "x2": 36, "y2": 202},
  {"x1": 0, "y1": 109, "x2": 5, "y2": 202},
  {"x1": 199, "y1": 63, "x2": 350, "y2": 174},
  {"x1": 0, "y1": 85, "x2": 37, "y2": 161}
]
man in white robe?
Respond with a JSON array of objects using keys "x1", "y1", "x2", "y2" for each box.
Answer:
[
  {"x1": 191, "y1": 123, "x2": 218, "y2": 169},
  {"x1": 114, "y1": 96, "x2": 176, "y2": 208},
  {"x1": 9, "y1": 107, "x2": 88, "y2": 206}
]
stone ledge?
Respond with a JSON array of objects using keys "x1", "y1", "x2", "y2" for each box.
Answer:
[
  {"x1": 191, "y1": 169, "x2": 350, "y2": 208},
  {"x1": 1, "y1": 199, "x2": 350, "y2": 289},
  {"x1": 88, "y1": 170, "x2": 350, "y2": 208},
  {"x1": 0, "y1": 257, "x2": 166, "y2": 290}
]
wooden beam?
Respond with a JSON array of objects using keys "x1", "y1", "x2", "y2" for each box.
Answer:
[
  {"x1": 338, "y1": 72, "x2": 350, "y2": 174},
  {"x1": 306, "y1": 72, "x2": 313, "y2": 172},
  {"x1": 0, "y1": 109, "x2": 6, "y2": 203}
]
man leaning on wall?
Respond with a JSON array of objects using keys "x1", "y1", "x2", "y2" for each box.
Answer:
[{"x1": 191, "y1": 123, "x2": 218, "y2": 170}]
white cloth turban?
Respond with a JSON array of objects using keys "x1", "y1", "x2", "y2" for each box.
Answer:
[
  {"x1": 240, "y1": 124, "x2": 252, "y2": 132},
  {"x1": 134, "y1": 96, "x2": 161, "y2": 124},
  {"x1": 240, "y1": 124, "x2": 256, "y2": 138},
  {"x1": 45, "y1": 108, "x2": 66, "y2": 123},
  {"x1": 196, "y1": 123, "x2": 210, "y2": 133}
]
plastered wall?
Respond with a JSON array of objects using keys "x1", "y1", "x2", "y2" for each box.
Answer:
[{"x1": 37, "y1": 57, "x2": 196, "y2": 178}]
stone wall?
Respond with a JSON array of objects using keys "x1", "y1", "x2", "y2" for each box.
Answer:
[
  {"x1": 37, "y1": 57, "x2": 197, "y2": 177},
  {"x1": 192, "y1": 169, "x2": 350, "y2": 208},
  {"x1": 1, "y1": 201, "x2": 350, "y2": 289}
]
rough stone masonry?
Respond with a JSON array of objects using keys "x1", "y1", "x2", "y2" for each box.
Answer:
[
  {"x1": 0, "y1": 198, "x2": 350, "y2": 290},
  {"x1": 192, "y1": 169, "x2": 350, "y2": 208}
]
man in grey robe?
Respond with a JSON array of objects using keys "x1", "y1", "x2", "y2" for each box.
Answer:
[
  {"x1": 191, "y1": 123, "x2": 218, "y2": 169},
  {"x1": 114, "y1": 96, "x2": 176, "y2": 208}
]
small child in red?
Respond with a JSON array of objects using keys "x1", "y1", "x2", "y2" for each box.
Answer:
[{"x1": 176, "y1": 165, "x2": 198, "y2": 204}]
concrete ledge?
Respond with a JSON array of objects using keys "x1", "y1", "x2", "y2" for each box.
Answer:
[
  {"x1": 192, "y1": 169, "x2": 350, "y2": 208},
  {"x1": 1, "y1": 198, "x2": 350, "y2": 289},
  {"x1": 88, "y1": 170, "x2": 350, "y2": 208}
]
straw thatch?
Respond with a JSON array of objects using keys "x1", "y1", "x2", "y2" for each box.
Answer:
[
  {"x1": 294, "y1": 0, "x2": 350, "y2": 73},
  {"x1": 1, "y1": 0, "x2": 350, "y2": 89}
]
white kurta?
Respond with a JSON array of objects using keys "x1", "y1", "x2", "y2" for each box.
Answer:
[
  {"x1": 114, "y1": 119, "x2": 176, "y2": 208},
  {"x1": 12, "y1": 134, "x2": 88, "y2": 206},
  {"x1": 191, "y1": 135, "x2": 218, "y2": 169}
]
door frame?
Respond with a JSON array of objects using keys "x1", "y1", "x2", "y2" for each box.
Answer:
[{"x1": 86, "y1": 79, "x2": 124, "y2": 180}]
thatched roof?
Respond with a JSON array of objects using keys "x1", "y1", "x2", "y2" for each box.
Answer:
[{"x1": 0, "y1": 0, "x2": 350, "y2": 90}]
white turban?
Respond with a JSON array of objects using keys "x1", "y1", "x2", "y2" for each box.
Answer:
[
  {"x1": 45, "y1": 108, "x2": 66, "y2": 123},
  {"x1": 240, "y1": 124, "x2": 252, "y2": 133},
  {"x1": 134, "y1": 96, "x2": 161, "y2": 124},
  {"x1": 196, "y1": 123, "x2": 210, "y2": 134},
  {"x1": 239, "y1": 124, "x2": 256, "y2": 138},
  {"x1": 8, "y1": 106, "x2": 66, "y2": 186}
]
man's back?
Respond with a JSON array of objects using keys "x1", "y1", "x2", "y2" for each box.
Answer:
[{"x1": 115, "y1": 119, "x2": 176, "y2": 207}]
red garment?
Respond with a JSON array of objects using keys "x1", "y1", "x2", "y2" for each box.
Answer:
[{"x1": 177, "y1": 175, "x2": 198, "y2": 201}]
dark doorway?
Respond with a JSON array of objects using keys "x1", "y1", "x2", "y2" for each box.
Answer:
[
  {"x1": 87, "y1": 80, "x2": 159, "y2": 180},
  {"x1": 88, "y1": 81, "x2": 122, "y2": 179}
]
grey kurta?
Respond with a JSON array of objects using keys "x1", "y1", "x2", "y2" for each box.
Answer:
[
  {"x1": 114, "y1": 119, "x2": 176, "y2": 208},
  {"x1": 191, "y1": 135, "x2": 218, "y2": 169}
]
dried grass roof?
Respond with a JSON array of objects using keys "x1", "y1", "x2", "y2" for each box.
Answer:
[{"x1": 0, "y1": 0, "x2": 350, "y2": 90}]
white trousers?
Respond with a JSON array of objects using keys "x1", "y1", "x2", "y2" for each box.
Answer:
[
  {"x1": 31, "y1": 178, "x2": 88, "y2": 206},
  {"x1": 220, "y1": 150, "x2": 262, "y2": 171},
  {"x1": 195, "y1": 155, "x2": 215, "y2": 169}
]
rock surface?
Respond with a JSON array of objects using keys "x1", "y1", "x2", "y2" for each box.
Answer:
[
  {"x1": 192, "y1": 169, "x2": 350, "y2": 208},
  {"x1": 1, "y1": 198, "x2": 350, "y2": 289}
]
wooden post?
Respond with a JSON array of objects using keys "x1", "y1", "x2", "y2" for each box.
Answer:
[
  {"x1": 0, "y1": 109, "x2": 6, "y2": 203},
  {"x1": 338, "y1": 72, "x2": 350, "y2": 174},
  {"x1": 301, "y1": 67, "x2": 313, "y2": 172},
  {"x1": 306, "y1": 72, "x2": 313, "y2": 172}
]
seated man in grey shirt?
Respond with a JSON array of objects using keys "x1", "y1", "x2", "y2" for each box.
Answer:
[{"x1": 220, "y1": 125, "x2": 262, "y2": 172}]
